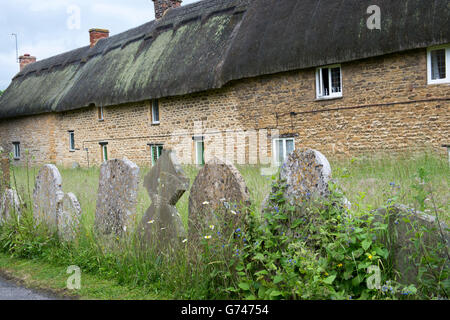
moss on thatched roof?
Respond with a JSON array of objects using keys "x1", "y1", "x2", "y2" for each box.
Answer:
[{"x1": 0, "y1": 0, "x2": 448, "y2": 119}]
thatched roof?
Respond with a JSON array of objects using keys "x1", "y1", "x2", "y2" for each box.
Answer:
[{"x1": 0, "y1": 0, "x2": 449, "y2": 119}]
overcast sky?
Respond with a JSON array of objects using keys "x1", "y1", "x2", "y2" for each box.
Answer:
[{"x1": 0, "y1": 0, "x2": 199, "y2": 90}]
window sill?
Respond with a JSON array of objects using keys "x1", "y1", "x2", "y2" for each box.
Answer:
[
  {"x1": 315, "y1": 95, "x2": 343, "y2": 102},
  {"x1": 151, "y1": 122, "x2": 160, "y2": 126},
  {"x1": 13, "y1": 158, "x2": 20, "y2": 161},
  {"x1": 69, "y1": 150, "x2": 76, "y2": 153},
  {"x1": 98, "y1": 119, "x2": 104, "y2": 122},
  {"x1": 427, "y1": 80, "x2": 450, "y2": 85}
]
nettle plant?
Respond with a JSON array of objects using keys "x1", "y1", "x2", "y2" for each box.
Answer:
[{"x1": 223, "y1": 177, "x2": 410, "y2": 300}]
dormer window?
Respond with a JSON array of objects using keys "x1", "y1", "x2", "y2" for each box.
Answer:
[
  {"x1": 151, "y1": 100, "x2": 160, "y2": 125},
  {"x1": 316, "y1": 65, "x2": 342, "y2": 99},
  {"x1": 428, "y1": 45, "x2": 450, "y2": 84}
]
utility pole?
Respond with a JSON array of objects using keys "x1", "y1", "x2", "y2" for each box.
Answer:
[{"x1": 11, "y1": 33, "x2": 18, "y2": 69}]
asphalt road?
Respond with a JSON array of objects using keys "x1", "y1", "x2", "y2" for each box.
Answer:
[{"x1": 0, "y1": 276, "x2": 55, "y2": 300}]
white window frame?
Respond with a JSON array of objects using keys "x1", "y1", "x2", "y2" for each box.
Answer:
[
  {"x1": 151, "y1": 100, "x2": 160, "y2": 124},
  {"x1": 69, "y1": 131, "x2": 75, "y2": 151},
  {"x1": 272, "y1": 137, "x2": 295, "y2": 166},
  {"x1": 316, "y1": 64, "x2": 343, "y2": 99},
  {"x1": 12, "y1": 142, "x2": 20, "y2": 160},
  {"x1": 427, "y1": 44, "x2": 450, "y2": 85},
  {"x1": 99, "y1": 143, "x2": 108, "y2": 162},
  {"x1": 150, "y1": 144, "x2": 163, "y2": 166},
  {"x1": 195, "y1": 139, "x2": 205, "y2": 165}
]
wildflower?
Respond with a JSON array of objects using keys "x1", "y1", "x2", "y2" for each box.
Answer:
[
  {"x1": 203, "y1": 201, "x2": 210, "y2": 205},
  {"x1": 368, "y1": 254, "x2": 373, "y2": 260},
  {"x1": 209, "y1": 225, "x2": 215, "y2": 230},
  {"x1": 204, "y1": 235, "x2": 212, "y2": 239},
  {"x1": 219, "y1": 198, "x2": 226, "y2": 202},
  {"x1": 231, "y1": 210, "x2": 237, "y2": 215},
  {"x1": 243, "y1": 238, "x2": 247, "y2": 243},
  {"x1": 337, "y1": 263, "x2": 343, "y2": 268},
  {"x1": 236, "y1": 228, "x2": 241, "y2": 233},
  {"x1": 390, "y1": 182, "x2": 395, "y2": 187},
  {"x1": 274, "y1": 206, "x2": 279, "y2": 213},
  {"x1": 182, "y1": 239, "x2": 187, "y2": 243},
  {"x1": 148, "y1": 220, "x2": 155, "y2": 224},
  {"x1": 161, "y1": 227, "x2": 166, "y2": 230}
]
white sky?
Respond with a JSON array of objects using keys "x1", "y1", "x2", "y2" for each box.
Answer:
[{"x1": 0, "y1": 0, "x2": 199, "y2": 90}]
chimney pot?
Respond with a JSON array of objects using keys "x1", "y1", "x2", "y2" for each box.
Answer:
[
  {"x1": 89, "y1": 28, "x2": 110, "y2": 48},
  {"x1": 19, "y1": 54, "x2": 36, "y2": 71},
  {"x1": 152, "y1": 0, "x2": 182, "y2": 19}
]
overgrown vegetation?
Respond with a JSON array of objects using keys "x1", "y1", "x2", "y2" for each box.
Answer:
[{"x1": 0, "y1": 151, "x2": 448, "y2": 299}]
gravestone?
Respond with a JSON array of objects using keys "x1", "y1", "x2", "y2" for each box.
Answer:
[
  {"x1": 33, "y1": 164, "x2": 64, "y2": 229},
  {"x1": 0, "y1": 158, "x2": 10, "y2": 193},
  {"x1": 94, "y1": 159, "x2": 140, "y2": 236},
  {"x1": 188, "y1": 157, "x2": 250, "y2": 243},
  {"x1": 57, "y1": 192, "x2": 82, "y2": 241},
  {"x1": 280, "y1": 148, "x2": 332, "y2": 204},
  {"x1": 139, "y1": 150, "x2": 188, "y2": 246},
  {"x1": 0, "y1": 188, "x2": 21, "y2": 224},
  {"x1": 373, "y1": 204, "x2": 449, "y2": 287}
]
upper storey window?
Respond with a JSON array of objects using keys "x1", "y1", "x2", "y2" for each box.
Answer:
[
  {"x1": 316, "y1": 65, "x2": 342, "y2": 99},
  {"x1": 151, "y1": 100, "x2": 160, "y2": 125},
  {"x1": 428, "y1": 45, "x2": 450, "y2": 84}
]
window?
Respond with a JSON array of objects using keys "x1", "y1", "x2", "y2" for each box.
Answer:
[
  {"x1": 12, "y1": 142, "x2": 20, "y2": 160},
  {"x1": 194, "y1": 138, "x2": 205, "y2": 165},
  {"x1": 98, "y1": 106, "x2": 104, "y2": 121},
  {"x1": 427, "y1": 45, "x2": 450, "y2": 84},
  {"x1": 151, "y1": 100, "x2": 160, "y2": 124},
  {"x1": 99, "y1": 142, "x2": 108, "y2": 162},
  {"x1": 272, "y1": 138, "x2": 295, "y2": 166},
  {"x1": 316, "y1": 65, "x2": 342, "y2": 99},
  {"x1": 150, "y1": 144, "x2": 163, "y2": 166},
  {"x1": 69, "y1": 131, "x2": 75, "y2": 151}
]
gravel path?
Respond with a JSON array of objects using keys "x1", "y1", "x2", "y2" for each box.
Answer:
[{"x1": 0, "y1": 276, "x2": 55, "y2": 300}]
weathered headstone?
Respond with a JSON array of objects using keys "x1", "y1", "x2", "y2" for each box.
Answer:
[
  {"x1": 0, "y1": 188, "x2": 21, "y2": 224},
  {"x1": 188, "y1": 157, "x2": 250, "y2": 243},
  {"x1": 33, "y1": 164, "x2": 64, "y2": 229},
  {"x1": 139, "y1": 150, "x2": 188, "y2": 246},
  {"x1": 57, "y1": 192, "x2": 82, "y2": 241},
  {"x1": 94, "y1": 159, "x2": 140, "y2": 236},
  {"x1": 0, "y1": 157, "x2": 10, "y2": 193},
  {"x1": 280, "y1": 148, "x2": 332, "y2": 204},
  {"x1": 373, "y1": 204, "x2": 449, "y2": 287}
]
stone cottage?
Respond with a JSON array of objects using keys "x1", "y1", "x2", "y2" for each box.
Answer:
[{"x1": 0, "y1": 0, "x2": 449, "y2": 167}]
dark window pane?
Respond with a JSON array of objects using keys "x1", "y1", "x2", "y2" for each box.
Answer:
[
  {"x1": 321, "y1": 68, "x2": 329, "y2": 96},
  {"x1": 331, "y1": 67, "x2": 341, "y2": 93},
  {"x1": 431, "y1": 49, "x2": 446, "y2": 80}
]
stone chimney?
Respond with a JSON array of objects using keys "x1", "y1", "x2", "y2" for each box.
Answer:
[
  {"x1": 152, "y1": 0, "x2": 182, "y2": 19},
  {"x1": 19, "y1": 54, "x2": 36, "y2": 71},
  {"x1": 89, "y1": 28, "x2": 110, "y2": 48}
]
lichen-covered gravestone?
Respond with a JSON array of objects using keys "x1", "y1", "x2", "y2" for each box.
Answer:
[
  {"x1": 0, "y1": 188, "x2": 21, "y2": 224},
  {"x1": 139, "y1": 150, "x2": 188, "y2": 246},
  {"x1": 94, "y1": 159, "x2": 140, "y2": 236},
  {"x1": 0, "y1": 157, "x2": 10, "y2": 193},
  {"x1": 373, "y1": 204, "x2": 449, "y2": 287},
  {"x1": 33, "y1": 164, "x2": 64, "y2": 229},
  {"x1": 57, "y1": 192, "x2": 82, "y2": 241},
  {"x1": 188, "y1": 157, "x2": 250, "y2": 243},
  {"x1": 280, "y1": 148, "x2": 332, "y2": 204}
]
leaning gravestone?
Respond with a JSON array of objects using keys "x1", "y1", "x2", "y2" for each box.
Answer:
[
  {"x1": 373, "y1": 204, "x2": 449, "y2": 287},
  {"x1": 0, "y1": 188, "x2": 21, "y2": 224},
  {"x1": 188, "y1": 157, "x2": 250, "y2": 243},
  {"x1": 33, "y1": 164, "x2": 64, "y2": 229},
  {"x1": 57, "y1": 192, "x2": 82, "y2": 241},
  {"x1": 139, "y1": 150, "x2": 188, "y2": 246},
  {"x1": 280, "y1": 148, "x2": 332, "y2": 204},
  {"x1": 0, "y1": 157, "x2": 10, "y2": 193},
  {"x1": 94, "y1": 159, "x2": 140, "y2": 237}
]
